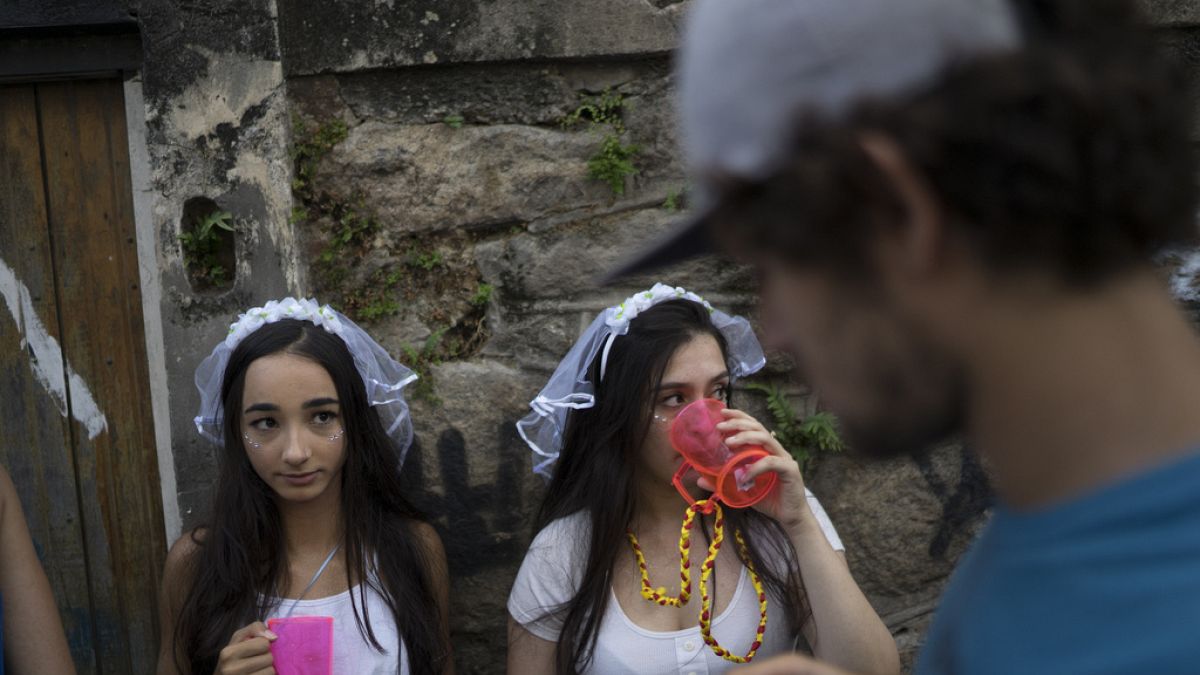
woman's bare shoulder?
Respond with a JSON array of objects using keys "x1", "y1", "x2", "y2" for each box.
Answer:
[{"x1": 164, "y1": 527, "x2": 207, "y2": 583}]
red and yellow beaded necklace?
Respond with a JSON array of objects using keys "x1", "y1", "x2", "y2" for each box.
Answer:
[{"x1": 625, "y1": 498, "x2": 769, "y2": 663}]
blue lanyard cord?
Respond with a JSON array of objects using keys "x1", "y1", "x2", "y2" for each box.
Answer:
[{"x1": 277, "y1": 541, "x2": 342, "y2": 620}]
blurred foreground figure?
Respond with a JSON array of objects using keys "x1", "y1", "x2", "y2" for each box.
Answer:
[
  {"x1": 609, "y1": 0, "x2": 1200, "y2": 673},
  {"x1": 0, "y1": 465, "x2": 76, "y2": 674}
]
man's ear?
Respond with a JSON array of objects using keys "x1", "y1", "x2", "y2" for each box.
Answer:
[{"x1": 858, "y1": 132, "x2": 946, "y2": 278}]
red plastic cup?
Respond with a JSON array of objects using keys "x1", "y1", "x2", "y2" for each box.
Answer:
[
  {"x1": 267, "y1": 616, "x2": 333, "y2": 675},
  {"x1": 669, "y1": 398, "x2": 777, "y2": 508}
]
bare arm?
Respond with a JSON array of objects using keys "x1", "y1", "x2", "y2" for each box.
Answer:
[
  {"x1": 788, "y1": 516, "x2": 898, "y2": 675},
  {"x1": 0, "y1": 465, "x2": 76, "y2": 675},
  {"x1": 719, "y1": 410, "x2": 899, "y2": 675},
  {"x1": 156, "y1": 530, "x2": 202, "y2": 675},
  {"x1": 415, "y1": 523, "x2": 455, "y2": 675},
  {"x1": 506, "y1": 615, "x2": 557, "y2": 675}
]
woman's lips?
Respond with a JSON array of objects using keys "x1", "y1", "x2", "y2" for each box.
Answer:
[{"x1": 281, "y1": 471, "x2": 319, "y2": 486}]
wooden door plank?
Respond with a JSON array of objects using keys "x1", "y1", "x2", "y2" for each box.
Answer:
[
  {"x1": 37, "y1": 78, "x2": 166, "y2": 675},
  {"x1": 0, "y1": 83, "x2": 98, "y2": 673}
]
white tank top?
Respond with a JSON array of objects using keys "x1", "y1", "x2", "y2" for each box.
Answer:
[
  {"x1": 508, "y1": 489, "x2": 845, "y2": 674},
  {"x1": 267, "y1": 583, "x2": 408, "y2": 675}
]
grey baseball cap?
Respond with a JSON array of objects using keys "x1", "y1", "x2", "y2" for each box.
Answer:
[{"x1": 601, "y1": 0, "x2": 1023, "y2": 283}]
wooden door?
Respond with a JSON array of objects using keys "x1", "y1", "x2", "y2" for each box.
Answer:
[{"x1": 0, "y1": 78, "x2": 165, "y2": 674}]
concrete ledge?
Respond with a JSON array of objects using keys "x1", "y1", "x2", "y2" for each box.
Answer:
[{"x1": 277, "y1": 0, "x2": 686, "y2": 75}]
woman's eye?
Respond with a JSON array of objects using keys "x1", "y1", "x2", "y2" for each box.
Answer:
[
  {"x1": 249, "y1": 418, "x2": 276, "y2": 431},
  {"x1": 662, "y1": 394, "x2": 685, "y2": 407},
  {"x1": 713, "y1": 385, "x2": 729, "y2": 400},
  {"x1": 313, "y1": 411, "x2": 339, "y2": 425}
]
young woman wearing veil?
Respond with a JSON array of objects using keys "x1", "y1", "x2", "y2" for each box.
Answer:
[
  {"x1": 157, "y1": 298, "x2": 452, "y2": 675},
  {"x1": 507, "y1": 284, "x2": 898, "y2": 674}
]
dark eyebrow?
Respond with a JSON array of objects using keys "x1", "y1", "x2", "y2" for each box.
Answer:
[
  {"x1": 244, "y1": 403, "x2": 279, "y2": 414},
  {"x1": 656, "y1": 372, "x2": 731, "y2": 392},
  {"x1": 243, "y1": 398, "x2": 338, "y2": 414},
  {"x1": 302, "y1": 397, "x2": 339, "y2": 409}
]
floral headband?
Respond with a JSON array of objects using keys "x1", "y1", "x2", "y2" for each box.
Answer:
[
  {"x1": 599, "y1": 285, "x2": 714, "y2": 380},
  {"x1": 193, "y1": 297, "x2": 418, "y2": 464},
  {"x1": 223, "y1": 297, "x2": 344, "y2": 348}
]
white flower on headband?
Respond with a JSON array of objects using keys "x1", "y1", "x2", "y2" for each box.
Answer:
[
  {"x1": 605, "y1": 282, "x2": 714, "y2": 333},
  {"x1": 223, "y1": 297, "x2": 344, "y2": 348}
]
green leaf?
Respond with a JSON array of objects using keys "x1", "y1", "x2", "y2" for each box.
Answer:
[
  {"x1": 746, "y1": 382, "x2": 845, "y2": 470},
  {"x1": 423, "y1": 326, "x2": 448, "y2": 355},
  {"x1": 402, "y1": 344, "x2": 421, "y2": 363},
  {"x1": 587, "y1": 135, "x2": 639, "y2": 195},
  {"x1": 799, "y1": 411, "x2": 846, "y2": 454},
  {"x1": 210, "y1": 211, "x2": 234, "y2": 231},
  {"x1": 471, "y1": 283, "x2": 494, "y2": 306}
]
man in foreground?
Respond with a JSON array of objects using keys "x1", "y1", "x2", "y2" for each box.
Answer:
[{"x1": 609, "y1": 0, "x2": 1200, "y2": 672}]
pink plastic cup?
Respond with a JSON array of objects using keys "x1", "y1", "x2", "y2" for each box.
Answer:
[
  {"x1": 267, "y1": 616, "x2": 333, "y2": 675},
  {"x1": 669, "y1": 398, "x2": 777, "y2": 508}
]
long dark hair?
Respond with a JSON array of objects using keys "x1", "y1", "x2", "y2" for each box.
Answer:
[
  {"x1": 174, "y1": 320, "x2": 449, "y2": 674},
  {"x1": 533, "y1": 300, "x2": 812, "y2": 673}
]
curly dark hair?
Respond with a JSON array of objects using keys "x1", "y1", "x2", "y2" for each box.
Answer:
[{"x1": 714, "y1": 0, "x2": 1198, "y2": 287}]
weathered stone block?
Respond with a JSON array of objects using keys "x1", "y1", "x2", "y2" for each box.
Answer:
[
  {"x1": 810, "y1": 444, "x2": 991, "y2": 600},
  {"x1": 277, "y1": 0, "x2": 687, "y2": 76},
  {"x1": 403, "y1": 359, "x2": 547, "y2": 673},
  {"x1": 475, "y1": 204, "x2": 755, "y2": 373},
  {"x1": 476, "y1": 207, "x2": 748, "y2": 302},
  {"x1": 807, "y1": 442, "x2": 992, "y2": 670},
  {"x1": 319, "y1": 121, "x2": 608, "y2": 234}
]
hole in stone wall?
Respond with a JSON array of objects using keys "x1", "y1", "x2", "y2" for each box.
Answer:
[{"x1": 180, "y1": 196, "x2": 237, "y2": 293}]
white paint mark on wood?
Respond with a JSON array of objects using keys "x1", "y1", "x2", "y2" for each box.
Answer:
[{"x1": 0, "y1": 257, "x2": 108, "y2": 439}]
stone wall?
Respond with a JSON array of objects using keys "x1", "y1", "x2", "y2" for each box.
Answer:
[
  {"x1": 275, "y1": 4, "x2": 1200, "y2": 673},
  {"x1": 11, "y1": 1, "x2": 1199, "y2": 674},
  {"x1": 278, "y1": 2, "x2": 992, "y2": 672},
  {"x1": 115, "y1": 0, "x2": 301, "y2": 526}
]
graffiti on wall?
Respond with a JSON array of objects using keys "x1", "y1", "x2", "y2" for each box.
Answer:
[
  {"x1": 402, "y1": 418, "x2": 530, "y2": 576},
  {"x1": 912, "y1": 444, "x2": 992, "y2": 559}
]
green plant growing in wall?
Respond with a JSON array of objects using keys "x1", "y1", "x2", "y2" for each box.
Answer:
[
  {"x1": 402, "y1": 326, "x2": 450, "y2": 405},
  {"x1": 663, "y1": 189, "x2": 682, "y2": 212},
  {"x1": 343, "y1": 266, "x2": 406, "y2": 323},
  {"x1": 470, "y1": 283, "x2": 494, "y2": 306},
  {"x1": 562, "y1": 90, "x2": 640, "y2": 196},
  {"x1": 414, "y1": 250, "x2": 443, "y2": 271},
  {"x1": 291, "y1": 116, "x2": 348, "y2": 197},
  {"x1": 358, "y1": 298, "x2": 401, "y2": 322},
  {"x1": 287, "y1": 116, "x2": 492, "y2": 385},
  {"x1": 179, "y1": 209, "x2": 234, "y2": 286},
  {"x1": 321, "y1": 208, "x2": 378, "y2": 264},
  {"x1": 589, "y1": 136, "x2": 640, "y2": 196},
  {"x1": 745, "y1": 381, "x2": 846, "y2": 472}
]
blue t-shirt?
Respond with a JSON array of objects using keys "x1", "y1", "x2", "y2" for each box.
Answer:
[{"x1": 916, "y1": 450, "x2": 1200, "y2": 675}]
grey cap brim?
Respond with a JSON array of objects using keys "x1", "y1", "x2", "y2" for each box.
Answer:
[{"x1": 596, "y1": 206, "x2": 717, "y2": 285}]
